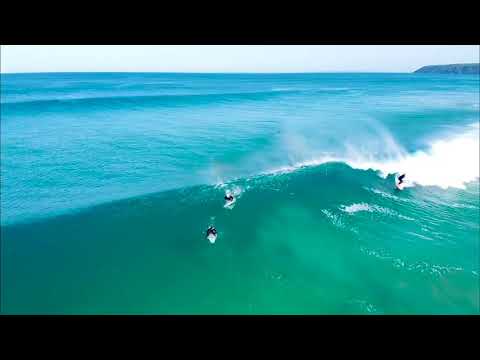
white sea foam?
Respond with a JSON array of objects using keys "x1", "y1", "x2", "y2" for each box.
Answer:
[
  {"x1": 320, "y1": 209, "x2": 345, "y2": 229},
  {"x1": 226, "y1": 186, "x2": 243, "y2": 197},
  {"x1": 363, "y1": 187, "x2": 411, "y2": 203},
  {"x1": 267, "y1": 123, "x2": 479, "y2": 190},
  {"x1": 340, "y1": 203, "x2": 414, "y2": 220},
  {"x1": 360, "y1": 246, "x2": 465, "y2": 277},
  {"x1": 345, "y1": 123, "x2": 479, "y2": 190},
  {"x1": 341, "y1": 203, "x2": 374, "y2": 214}
]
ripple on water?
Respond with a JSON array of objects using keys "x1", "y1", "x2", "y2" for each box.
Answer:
[{"x1": 359, "y1": 246, "x2": 465, "y2": 278}]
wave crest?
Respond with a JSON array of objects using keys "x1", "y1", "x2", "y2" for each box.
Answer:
[
  {"x1": 347, "y1": 123, "x2": 479, "y2": 189},
  {"x1": 268, "y1": 123, "x2": 479, "y2": 190}
]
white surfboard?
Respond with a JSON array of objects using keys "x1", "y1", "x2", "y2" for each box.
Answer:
[
  {"x1": 224, "y1": 197, "x2": 236, "y2": 209},
  {"x1": 395, "y1": 179, "x2": 405, "y2": 190},
  {"x1": 207, "y1": 233, "x2": 217, "y2": 244}
]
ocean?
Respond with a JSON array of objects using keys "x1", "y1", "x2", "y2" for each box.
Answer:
[{"x1": 1, "y1": 72, "x2": 478, "y2": 314}]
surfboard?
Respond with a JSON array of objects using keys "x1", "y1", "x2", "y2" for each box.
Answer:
[
  {"x1": 396, "y1": 179, "x2": 405, "y2": 190},
  {"x1": 207, "y1": 233, "x2": 217, "y2": 244},
  {"x1": 224, "y1": 197, "x2": 236, "y2": 209}
]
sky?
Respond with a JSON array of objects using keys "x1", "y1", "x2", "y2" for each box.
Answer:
[{"x1": 1, "y1": 45, "x2": 478, "y2": 73}]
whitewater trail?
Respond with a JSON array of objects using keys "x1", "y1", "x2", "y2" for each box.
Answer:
[
  {"x1": 347, "y1": 123, "x2": 479, "y2": 189},
  {"x1": 266, "y1": 123, "x2": 479, "y2": 190}
]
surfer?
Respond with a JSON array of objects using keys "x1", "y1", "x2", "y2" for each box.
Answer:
[
  {"x1": 224, "y1": 194, "x2": 234, "y2": 202},
  {"x1": 206, "y1": 226, "x2": 217, "y2": 237},
  {"x1": 396, "y1": 173, "x2": 406, "y2": 190},
  {"x1": 206, "y1": 226, "x2": 218, "y2": 244}
]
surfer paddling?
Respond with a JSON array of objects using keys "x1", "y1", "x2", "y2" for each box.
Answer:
[
  {"x1": 206, "y1": 226, "x2": 217, "y2": 237},
  {"x1": 206, "y1": 226, "x2": 218, "y2": 244}
]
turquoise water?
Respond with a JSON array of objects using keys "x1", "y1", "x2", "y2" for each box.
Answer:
[{"x1": 1, "y1": 72, "x2": 479, "y2": 314}]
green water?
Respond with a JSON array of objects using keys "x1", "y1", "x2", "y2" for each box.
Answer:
[{"x1": 2, "y1": 165, "x2": 478, "y2": 314}]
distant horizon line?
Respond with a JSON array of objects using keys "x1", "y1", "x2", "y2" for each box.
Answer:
[
  {"x1": 3, "y1": 63, "x2": 479, "y2": 75},
  {"x1": 1, "y1": 70, "x2": 416, "y2": 75}
]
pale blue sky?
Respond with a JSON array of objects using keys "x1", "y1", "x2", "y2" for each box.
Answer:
[{"x1": 1, "y1": 45, "x2": 478, "y2": 73}]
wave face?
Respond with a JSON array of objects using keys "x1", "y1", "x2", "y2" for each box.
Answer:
[
  {"x1": 2, "y1": 164, "x2": 478, "y2": 314},
  {"x1": 1, "y1": 72, "x2": 479, "y2": 314}
]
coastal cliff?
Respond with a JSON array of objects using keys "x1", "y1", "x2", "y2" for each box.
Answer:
[{"x1": 414, "y1": 63, "x2": 479, "y2": 74}]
